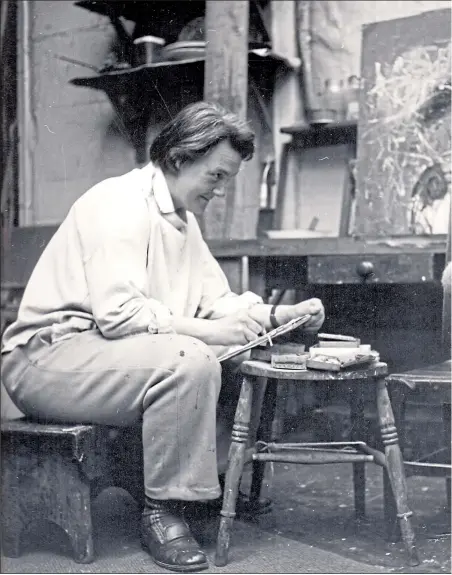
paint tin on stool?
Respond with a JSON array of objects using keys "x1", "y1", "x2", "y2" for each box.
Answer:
[{"x1": 133, "y1": 36, "x2": 166, "y2": 66}]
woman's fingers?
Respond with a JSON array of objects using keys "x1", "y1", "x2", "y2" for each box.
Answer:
[
  {"x1": 244, "y1": 327, "x2": 260, "y2": 343},
  {"x1": 298, "y1": 299, "x2": 325, "y2": 332},
  {"x1": 242, "y1": 313, "x2": 264, "y2": 335},
  {"x1": 295, "y1": 298, "x2": 324, "y2": 317}
]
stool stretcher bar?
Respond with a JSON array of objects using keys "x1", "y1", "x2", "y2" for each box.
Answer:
[{"x1": 253, "y1": 452, "x2": 375, "y2": 464}]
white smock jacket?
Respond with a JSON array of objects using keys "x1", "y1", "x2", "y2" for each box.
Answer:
[{"x1": 1, "y1": 162, "x2": 262, "y2": 353}]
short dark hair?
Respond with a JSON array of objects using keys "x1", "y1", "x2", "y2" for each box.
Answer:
[{"x1": 149, "y1": 101, "x2": 255, "y2": 173}]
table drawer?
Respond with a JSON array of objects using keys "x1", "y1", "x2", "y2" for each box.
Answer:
[{"x1": 307, "y1": 253, "x2": 435, "y2": 284}]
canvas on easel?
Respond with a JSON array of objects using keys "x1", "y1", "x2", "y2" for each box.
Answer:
[{"x1": 353, "y1": 8, "x2": 451, "y2": 237}]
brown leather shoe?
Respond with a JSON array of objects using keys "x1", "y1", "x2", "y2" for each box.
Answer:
[{"x1": 141, "y1": 501, "x2": 208, "y2": 572}]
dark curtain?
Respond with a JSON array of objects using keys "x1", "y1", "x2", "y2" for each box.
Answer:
[{"x1": 1, "y1": 0, "x2": 18, "y2": 262}]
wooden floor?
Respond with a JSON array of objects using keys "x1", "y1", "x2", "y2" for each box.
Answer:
[{"x1": 2, "y1": 430, "x2": 450, "y2": 574}]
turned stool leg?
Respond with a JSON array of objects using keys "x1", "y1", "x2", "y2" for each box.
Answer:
[
  {"x1": 350, "y1": 385, "x2": 366, "y2": 519},
  {"x1": 215, "y1": 375, "x2": 254, "y2": 567},
  {"x1": 250, "y1": 378, "x2": 278, "y2": 504},
  {"x1": 376, "y1": 377, "x2": 419, "y2": 566},
  {"x1": 383, "y1": 469, "x2": 400, "y2": 541},
  {"x1": 384, "y1": 384, "x2": 406, "y2": 540},
  {"x1": 271, "y1": 381, "x2": 287, "y2": 442}
]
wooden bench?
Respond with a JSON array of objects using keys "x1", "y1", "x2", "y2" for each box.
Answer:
[{"x1": 1, "y1": 419, "x2": 143, "y2": 562}]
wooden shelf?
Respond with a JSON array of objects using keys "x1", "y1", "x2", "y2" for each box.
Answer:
[
  {"x1": 70, "y1": 58, "x2": 204, "y2": 92},
  {"x1": 281, "y1": 120, "x2": 357, "y2": 136},
  {"x1": 280, "y1": 120, "x2": 358, "y2": 148},
  {"x1": 70, "y1": 50, "x2": 296, "y2": 93}
]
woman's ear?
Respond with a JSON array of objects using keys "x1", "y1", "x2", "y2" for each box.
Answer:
[{"x1": 168, "y1": 150, "x2": 182, "y2": 172}]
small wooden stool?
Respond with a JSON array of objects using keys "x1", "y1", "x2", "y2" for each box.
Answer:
[
  {"x1": 1, "y1": 420, "x2": 109, "y2": 563},
  {"x1": 215, "y1": 360, "x2": 419, "y2": 567},
  {"x1": 1, "y1": 419, "x2": 143, "y2": 563}
]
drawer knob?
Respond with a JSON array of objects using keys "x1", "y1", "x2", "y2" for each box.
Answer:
[{"x1": 356, "y1": 261, "x2": 375, "y2": 279}]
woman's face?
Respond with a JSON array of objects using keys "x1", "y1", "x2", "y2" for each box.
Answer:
[{"x1": 168, "y1": 140, "x2": 243, "y2": 214}]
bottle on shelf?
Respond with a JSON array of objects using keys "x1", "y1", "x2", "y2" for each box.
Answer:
[{"x1": 344, "y1": 75, "x2": 361, "y2": 121}]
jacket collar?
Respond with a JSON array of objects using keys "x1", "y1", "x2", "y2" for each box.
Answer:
[
  {"x1": 140, "y1": 162, "x2": 187, "y2": 231},
  {"x1": 140, "y1": 162, "x2": 175, "y2": 215}
]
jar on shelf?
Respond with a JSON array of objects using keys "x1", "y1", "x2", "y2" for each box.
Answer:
[{"x1": 344, "y1": 75, "x2": 361, "y2": 121}]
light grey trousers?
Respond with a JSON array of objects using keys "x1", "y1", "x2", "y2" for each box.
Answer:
[{"x1": 1, "y1": 328, "x2": 246, "y2": 502}]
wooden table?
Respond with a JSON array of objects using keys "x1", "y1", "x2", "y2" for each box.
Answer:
[{"x1": 208, "y1": 234, "x2": 447, "y2": 295}]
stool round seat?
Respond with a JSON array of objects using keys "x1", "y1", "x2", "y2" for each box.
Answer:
[{"x1": 241, "y1": 359, "x2": 388, "y2": 381}]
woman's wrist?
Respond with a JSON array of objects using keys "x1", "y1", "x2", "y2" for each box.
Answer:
[
  {"x1": 269, "y1": 305, "x2": 280, "y2": 329},
  {"x1": 170, "y1": 316, "x2": 218, "y2": 345},
  {"x1": 248, "y1": 303, "x2": 292, "y2": 330},
  {"x1": 271, "y1": 305, "x2": 295, "y2": 327}
]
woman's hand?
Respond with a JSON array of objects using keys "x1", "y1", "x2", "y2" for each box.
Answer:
[
  {"x1": 170, "y1": 298, "x2": 324, "y2": 346},
  {"x1": 292, "y1": 298, "x2": 325, "y2": 333},
  {"x1": 212, "y1": 309, "x2": 265, "y2": 346},
  {"x1": 272, "y1": 297, "x2": 325, "y2": 334}
]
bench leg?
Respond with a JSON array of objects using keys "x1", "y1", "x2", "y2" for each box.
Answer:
[
  {"x1": 35, "y1": 452, "x2": 95, "y2": 563},
  {"x1": 215, "y1": 375, "x2": 254, "y2": 567},
  {"x1": 58, "y1": 479, "x2": 94, "y2": 564},
  {"x1": 2, "y1": 444, "x2": 27, "y2": 558},
  {"x1": 1, "y1": 514, "x2": 23, "y2": 558},
  {"x1": 376, "y1": 377, "x2": 419, "y2": 567},
  {"x1": 2, "y1": 446, "x2": 94, "y2": 564},
  {"x1": 1, "y1": 483, "x2": 93, "y2": 562}
]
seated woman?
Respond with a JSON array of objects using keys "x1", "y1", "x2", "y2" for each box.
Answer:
[{"x1": 1, "y1": 101, "x2": 324, "y2": 572}]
